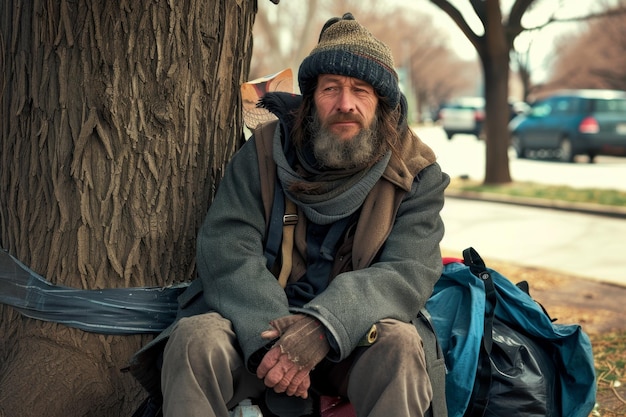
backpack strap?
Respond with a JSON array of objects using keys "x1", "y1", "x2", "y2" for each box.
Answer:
[
  {"x1": 252, "y1": 120, "x2": 299, "y2": 285},
  {"x1": 253, "y1": 121, "x2": 279, "y2": 267},
  {"x1": 278, "y1": 198, "x2": 297, "y2": 287},
  {"x1": 462, "y1": 247, "x2": 497, "y2": 417}
]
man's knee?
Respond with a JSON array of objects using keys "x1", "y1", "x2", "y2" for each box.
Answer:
[
  {"x1": 164, "y1": 313, "x2": 236, "y2": 369},
  {"x1": 346, "y1": 319, "x2": 433, "y2": 416},
  {"x1": 375, "y1": 319, "x2": 426, "y2": 361},
  {"x1": 349, "y1": 319, "x2": 429, "y2": 382}
]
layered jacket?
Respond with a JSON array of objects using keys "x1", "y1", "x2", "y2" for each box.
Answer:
[
  {"x1": 129, "y1": 93, "x2": 450, "y2": 402},
  {"x1": 194, "y1": 93, "x2": 450, "y2": 365}
]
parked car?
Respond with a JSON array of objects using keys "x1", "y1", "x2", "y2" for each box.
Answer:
[
  {"x1": 508, "y1": 100, "x2": 530, "y2": 120},
  {"x1": 437, "y1": 97, "x2": 485, "y2": 140},
  {"x1": 509, "y1": 89, "x2": 626, "y2": 162}
]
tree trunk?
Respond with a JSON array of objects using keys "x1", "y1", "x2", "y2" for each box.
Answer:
[
  {"x1": 480, "y1": 0, "x2": 512, "y2": 185},
  {"x1": 482, "y1": 53, "x2": 513, "y2": 184},
  {"x1": 0, "y1": 0, "x2": 255, "y2": 415}
]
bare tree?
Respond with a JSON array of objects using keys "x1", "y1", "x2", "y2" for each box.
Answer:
[
  {"x1": 0, "y1": 1, "x2": 255, "y2": 415},
  {"x1": 513, "y1": 0, "x2": 626, "y2": 99},
  {"x1": 430, "y1": 0, "x2": 537, "y2": 184},
  {"x1": 407, "y1": 42, "x2": 481, "y2": 121},
  {"x1": 547, "y1": 4, "x2": 626, "y2": 92},
  {"x1": 357, "y1": 10, "x2": 480, "y2": 122},
  {"x1": 252, "y1": 0, "x2": 323, "y2": 79},
  {"x1": 250, "y1": 1, "x2": 478, "y2": 121},
  {"x1": 430, "y1": 0, "x2": 626, "y2": 183},
  {"x1": 510, "y1": 33, "x2": 535, "y2": 101}
]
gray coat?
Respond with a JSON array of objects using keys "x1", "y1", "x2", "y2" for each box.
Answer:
[{"x1": 195, "y1": 118, "x2": 449, "y2": 359}]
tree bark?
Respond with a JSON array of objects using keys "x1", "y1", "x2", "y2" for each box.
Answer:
[
  {"x1": 0, "y1": 0, "x2": 255, "y2": 415},
  {"x1": 482, "y1": 51, "x2": 513, "y2": 184},
  {"x1": 479, "y1": 0, "x2": 512, "y2": 184}
]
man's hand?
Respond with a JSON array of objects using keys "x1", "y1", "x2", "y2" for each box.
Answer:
[
  {"x1": 256, "y1": 345, "x2": 311, "y2": 398},
  {"x1": 256, "y1": 314, "x2": 330, "y2": 398}
]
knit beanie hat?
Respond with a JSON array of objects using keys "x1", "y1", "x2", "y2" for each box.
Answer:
[{"x1": 298, "y1": 13, "x2": 401, "y2": 109}]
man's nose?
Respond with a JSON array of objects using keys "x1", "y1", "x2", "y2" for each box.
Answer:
[{"x1": 335, "y1": 90, "x2": 356, "y2": 113}]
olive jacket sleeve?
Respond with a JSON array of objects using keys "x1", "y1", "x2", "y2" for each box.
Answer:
[{"x1": 195, "y1": 137, "x2": 292, "y2": 365}]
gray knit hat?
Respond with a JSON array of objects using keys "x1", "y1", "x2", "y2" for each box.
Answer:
[{"x1": 298, "y1": 13, "x2": 401, "y2": 109}]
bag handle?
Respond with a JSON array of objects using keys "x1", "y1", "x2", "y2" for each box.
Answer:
[{"x1": 462, "y1": 247, "x2": 497, "y2": 417}]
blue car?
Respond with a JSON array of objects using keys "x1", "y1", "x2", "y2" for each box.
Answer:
[{"x1": 509, "y1": 89, "x2": 626, "y2": 162}]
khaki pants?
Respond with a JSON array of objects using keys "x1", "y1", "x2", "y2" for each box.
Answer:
[{"x1": 161, "y1": 312, "x2": 433, "y2": 417}]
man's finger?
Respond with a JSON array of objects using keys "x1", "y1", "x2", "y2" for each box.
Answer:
[
  {"x1": 261, "y1": 328, "x2": 280, "y2": 339},
  {"x1": 285, "y1": 369, "x2": 311, "y2": 397},
  {"x1": 256, "y1": 346, "x2": 281, "y2": 378},
  {"x1": 262, "y1": 352, "x2": 298, "y2": 387},
  {"x1": 270, "y1": 364, "x2": 299, "y2": 392}
]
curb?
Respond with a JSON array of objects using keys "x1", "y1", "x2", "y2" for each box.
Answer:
[{"x1": 445, "y1": 189, "x2": 626, "y2": 219}]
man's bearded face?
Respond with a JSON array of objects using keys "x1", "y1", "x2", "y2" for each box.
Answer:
[
  {"x1": 311, "y1": 74, "x2": 383, "y2": 169},
  {"x1": 310, "y1": 110, "x2": 382, "y2": 169}
]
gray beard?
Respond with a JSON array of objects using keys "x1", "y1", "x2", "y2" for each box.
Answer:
[{"x1": 310, "y1": 115, "x2": 382, "y2": 169}]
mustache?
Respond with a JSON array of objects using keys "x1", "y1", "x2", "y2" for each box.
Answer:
[{"x1": 324, "y1": 113, "x2": 365, "y2": 126}]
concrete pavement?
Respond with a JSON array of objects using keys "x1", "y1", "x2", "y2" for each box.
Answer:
[{"x1": 440, "y1": 196, "x2": 626, "y2": 287}]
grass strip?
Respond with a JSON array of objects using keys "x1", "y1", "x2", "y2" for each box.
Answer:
[{"x1": 447, "y1": 178, "x2": 626, "y2": 207}]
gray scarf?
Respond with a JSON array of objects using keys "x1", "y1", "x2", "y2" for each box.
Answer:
[{"x1": 273, "y1": 125, "x2": 390, "y2": 225}]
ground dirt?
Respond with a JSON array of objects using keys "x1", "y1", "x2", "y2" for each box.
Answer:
[
  {"x1": 441, "y1": 249, "x2": 626, "y2": 417},
  {"x1": 474, "y1": 257, "x2": 626, "y2": 336}
]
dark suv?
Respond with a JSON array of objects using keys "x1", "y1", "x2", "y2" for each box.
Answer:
[{"x1": 509, "y1": 89, "x2": 626, "y2": 162}]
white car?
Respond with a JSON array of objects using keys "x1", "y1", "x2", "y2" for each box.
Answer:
[{"x1": 437, "y1": 97, "x2": 485, "y2": 140}]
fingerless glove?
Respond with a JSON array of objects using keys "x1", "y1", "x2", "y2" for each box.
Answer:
[{"x1": 269, "y1": 314, "x2": 330, "y2": 370}]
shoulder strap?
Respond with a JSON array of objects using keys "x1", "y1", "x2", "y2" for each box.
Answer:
[
  {"x1": 253, "y1": 121, "x2": 282, "y2": 270},
  {"x1": 252, "y1": 121, "x2": 298, "y2": 285},
  {"x1": 253, "y1": 121, "x2": 278, "y2": 231},
  {"x1": 277, "y1": 198, "x2": 297, "y2": 287},
  {"x1": 462, "y1": 247, "x2": 497, "y2": 417}
]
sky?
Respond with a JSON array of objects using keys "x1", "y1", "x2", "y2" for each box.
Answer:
[
  {"x1": 256, "y1": 0, "x2": 616, "y2": 84},
  {"x1": 397, "y1": 0, "x2": 613, "y2": 82}
]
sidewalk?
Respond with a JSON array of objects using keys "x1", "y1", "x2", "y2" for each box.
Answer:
[{"x1": 441, "y1": 192, "x2": 626, "y2": 288}]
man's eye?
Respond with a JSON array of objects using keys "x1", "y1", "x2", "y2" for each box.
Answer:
[{"x1": 350, "y1": 85, "x2": 367, "y2": 94}]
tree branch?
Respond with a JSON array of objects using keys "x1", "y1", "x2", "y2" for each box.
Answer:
[
  {"x1": 430, "y1": 0, "x2": 482, "y2": 52},
  {"x1": 525, "y1": 6, "x2": 626, "y2": 32},
  {"x1": 469, "y1": 0, "x2": 487, "y2": 28},
  {"x1": 508, "y1": 0, "x2": 536, "y2": 37}
]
